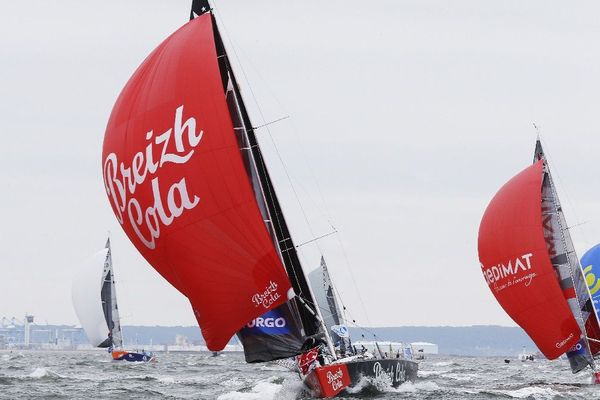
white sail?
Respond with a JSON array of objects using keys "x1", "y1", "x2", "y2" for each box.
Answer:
[
  {"x1": 72, "y1": 249, "x2": 111, "y2": 347},
  {"x1": 308, "y1": 257, "x2": 345, "y2": 333}
]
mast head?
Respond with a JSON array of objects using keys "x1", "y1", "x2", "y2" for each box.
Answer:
[
  {"x1": 532, "y1": 123, "x2": 545, "y2": 163},
  {"x1": 190, "y1": 0, "x2": 212, "y2": 20},
  {"x1": 533, "y1": 138, "x2": 545, "y2": 163}
]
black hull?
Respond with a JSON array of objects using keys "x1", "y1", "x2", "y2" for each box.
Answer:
[
  {"x1": 304, "y1": 358, "x2": 418, "y2": 398},
  {"x1": 346, "y1": 359, "x2": 418, "y2": 388}
]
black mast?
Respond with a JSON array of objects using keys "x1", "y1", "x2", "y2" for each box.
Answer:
[{"x1": 191, "y1": 2, "x2": 321, "y2": 338}]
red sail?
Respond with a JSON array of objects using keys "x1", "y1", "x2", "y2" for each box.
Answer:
[
  {"x1": 102, "y1": 14, "x2": 293, "y2": 351},
  {"x1": 478, "y1": 160, "x2": 580, "y2": 359}
]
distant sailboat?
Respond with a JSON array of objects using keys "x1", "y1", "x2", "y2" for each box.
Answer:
[
  {"x1": 517, "y1": 347, "x2": 534, "y2": 362},
  {"x1": 478, "y1": 139, "x2": 600, "y2": 381},
  {"x1": 308, "y1": 257, "x2": 351, "y2": 357},
  {"x1": 72, "y1": 239, "x2": 155, "y2": 362},
  {"x1": 101, "y1": 0, "x2": 416, "y2": 396}
]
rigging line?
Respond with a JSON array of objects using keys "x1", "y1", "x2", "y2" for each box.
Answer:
[
  {"x1": 214, "y1": 8, "x2": 330, "y2": 326},
  {"x1": 543, "y1": 157, "x2": 597, "y2": 367},
  {"x1": 320, "y1": 256, "x2": 351, "y2": 324},
  {"x1": 213, "y1": 11, "x2": 305, "y2": 301},
  {"x1": 333, "y1": 231, "x2": 372, "y2": 327},
  {"x1": 213, "y1": 29, "x2": 356, "y2": 339},
  {"x1": 222, "y1": 60, "x2": 360, "y2": 325},
  {"x1": 213, "y1": 10, "x2": 365, "y2": 325},
  {"x1": 296, "y1": 230, "x2": 338, "y2": 248},
  {"x1": 213, "y1": 9, "x2": 363, "y2": 332},
  {"x1": 253, "y1": 115, "x2": 290, "y2": 130},
  {"x1": 212, "y1": 10, "x2": 327, "y2": 251},
  {"x1": 215, "y1": 34, "x2": 335, "y2": 225},
  {"x1": 567, "y1": 220, "x2": 591, "y2": 230},
  {"x1": 307, "y1": 295, "x2": 380, "y2": 341},
  {"x1": 539, "y1": 135, "x2": 592, "y2": 248}
]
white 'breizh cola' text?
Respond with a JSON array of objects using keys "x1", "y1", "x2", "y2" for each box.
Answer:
[{"x1": 103, "y1": 105, "x2": 203, "y2": 249}]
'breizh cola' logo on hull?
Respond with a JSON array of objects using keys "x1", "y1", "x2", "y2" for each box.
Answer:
[
  {"x1": 326, "y1": 368, "x2": 345, "y2": 391},
  {"x1": 481, "y1": 253, "x2": 537, "y2": 292},
  {"x1": 103, "y1": 105, "x2": 203, "y2": 249}
]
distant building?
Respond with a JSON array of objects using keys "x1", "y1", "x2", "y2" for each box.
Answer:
[
  {"x1": 175, "y1": 334, "x2": 191, "y2": 347},
  {"x1": 0, "y1": 315, "x2": 86, "y2": 349},
  {"x1": 353, "y1": 341, "x2": 405, "y2": 356}
]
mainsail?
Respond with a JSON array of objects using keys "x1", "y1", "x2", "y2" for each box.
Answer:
[
  {"x1": 72, "y1": 241, "x2": 122, "y2": 348},
  {"x1": 308, "y1": 257, "x2": 344, "y2": 332},
  {"x1": 308, "y1": 257, "x2": 349, "y2": 353},
  {"x1": 101, "y1": 239, "x2": 123, "y2": 348},
  {"x1": 534, "y1": 142, "x2": 600, "y2": 372},
  {"x1": 102, "y1": 2, "x2": 322, "y2": 356}
]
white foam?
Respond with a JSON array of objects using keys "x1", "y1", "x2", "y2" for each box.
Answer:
[
  {"x1": 158, "y1": 376, "x2": 176, "y2": 384},
  {"x1": 344, "y1": 376, "x2": 371, "y2": 394},
  {"x1": 259, "y1": 364, "x2": 289, "y2": 372},
  {"x1": 433, "y1": 361, "x2": 454, "y2": 367},
  {"x1": 445, "y1": 373, "x2": 477, "y2": 382},
  {"x1": 418, "y1": 369, "x2": 449, "y2": 377},
  {"x1": 28, "y1": 367, "x2": 61, "y2": 379},
  {"x1": 391, "y1": 381, "x2": 441, "y2": 393},
  {"x1": 217, "y1": 381, "x2": 282, "y2": 400},
  {"x1": 495, "y1": 386, "x2": 560, "y2": 399},
  {"x1": 217, "y1": 378, "x2": 302, "y2": 400}
]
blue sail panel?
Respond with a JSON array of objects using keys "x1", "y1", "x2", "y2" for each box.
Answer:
[{"x1": 581, "y1": 244, "x2": 600, "y2": 323}]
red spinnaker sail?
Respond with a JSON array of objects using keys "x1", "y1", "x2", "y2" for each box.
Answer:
[
  {"x1": 102, "y1": 14, "x2": 293, "y2": 351},
  {"x1": 478, "y1": 160, "x2": 580, "y2": 359}
]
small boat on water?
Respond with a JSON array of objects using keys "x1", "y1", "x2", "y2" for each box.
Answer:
[
  {"x1": 478, "y1": 139, "x2": 600, "y2": 381},
  {"x1": 72, "y1": 239, "x2": 155, "y2": 362},
  {"x1": 517, "y1": 347, "x2": 534, "y2": 362},
  {"x1": 100, "y1": 0, "x2": 416, "y2": 396}
]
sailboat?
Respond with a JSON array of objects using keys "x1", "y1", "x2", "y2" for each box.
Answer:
[
  {"x1": 101, "y1": 0, "x2": 417, "y2": 396},
  {"x1": 72, "y1": 239, "x2": 155, "y2": 362},
  {"x1": 517, "y1": 347, "x2": 534, "y2": 362},
  {"x1": 478, "y1": 139, "x2": 600, "y2": 381}
]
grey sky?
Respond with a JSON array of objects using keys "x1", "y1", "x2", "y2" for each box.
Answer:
[{"x1": 2, "y1": 0, "x2": 600, "y2": 329}]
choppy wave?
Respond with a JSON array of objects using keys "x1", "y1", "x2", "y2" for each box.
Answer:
[
  {"x1": 2, "y1": 351, "x2": 599, "y2": 399},
  {"x1": 433, "y1": 361, "x2": 460, "y2": 367},
  {"x1": 393, "y1": 381, "x2": 442, "y2": 393},
  {"x1": 419, "y1": 369, "x2": 450, "y2": 377},
  {"x1": 488, "y1": 386, "x2": 562, "y2": 399},
  {"x1": 0, "y1": 377, "x2": 13, "y2": 385},
  {"x1": 28, "y1": 367, "x2": 64, "y2": 380},
  {"x1": 216, "y1": 378, "x2": 302, "y2": 400}
]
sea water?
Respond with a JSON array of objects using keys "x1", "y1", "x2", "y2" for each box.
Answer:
[{"x1": 0, "y1": 351, "x2": 596, "y2": 399}]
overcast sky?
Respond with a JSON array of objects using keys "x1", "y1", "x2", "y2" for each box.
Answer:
[{"x1": 2, "y1": 0, "x2": 600, "y2": 330}]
